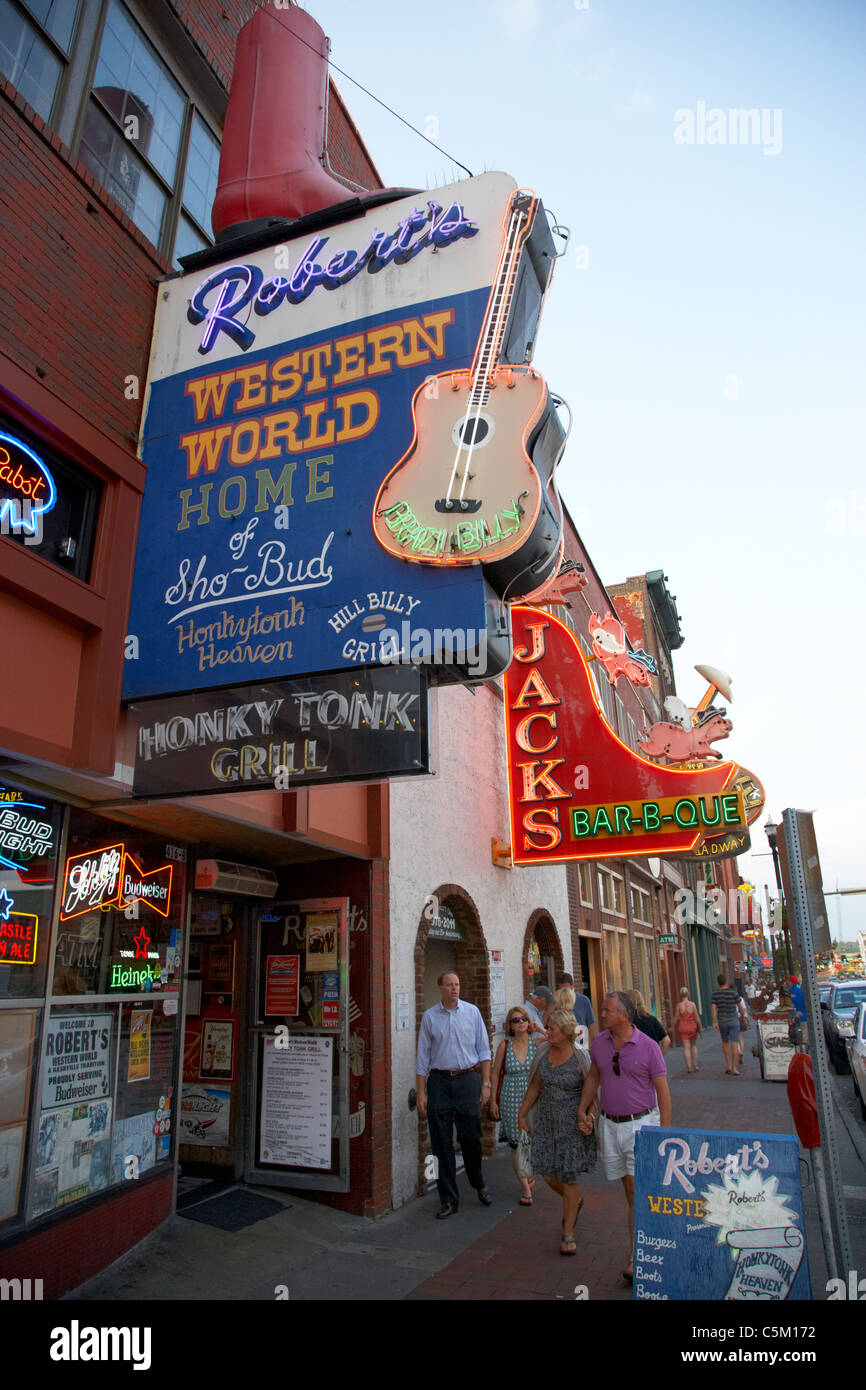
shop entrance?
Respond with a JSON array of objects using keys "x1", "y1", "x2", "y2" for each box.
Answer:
[
  {"x1": 180, "y1": 895, "x2": 350, "y2": 1194},
  {"x1": 246, "y1": 898, "x2": 350, "y2": 1192}
]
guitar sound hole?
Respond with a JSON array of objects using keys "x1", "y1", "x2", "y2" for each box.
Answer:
[
  {"x1": 451, "y1": 413, "x2": 495, "y2": 450},
  {"x1": 461, "y1": 418, "x2": 489, "y2": 446}
]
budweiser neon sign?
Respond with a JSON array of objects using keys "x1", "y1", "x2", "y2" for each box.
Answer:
[{"x1": 61, "y1": 844, "x2": 174, "y2": 919}]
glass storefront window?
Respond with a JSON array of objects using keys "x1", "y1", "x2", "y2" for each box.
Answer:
[
  {"x1": 0, "y1": 1007, "x2": 40, "y2": 1225},
  {"x1": 31, "y1": 1003, "x2": 117, "y2": 1218},
  {"x1": 55, "y1": 811, "x2": 185, "y2": 998},
  {"x1": 0, "y1": 784, "x2": 63, "y2": 1000}
]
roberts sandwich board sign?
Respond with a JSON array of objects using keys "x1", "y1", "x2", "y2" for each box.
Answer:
[{"x1": 632, "y1": 1126, "x2": 811, "y2": 1300}]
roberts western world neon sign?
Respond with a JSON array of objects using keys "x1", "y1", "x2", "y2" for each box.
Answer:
[
  {"x1": 504, "y1": 607, "x2": 743, "y2": 865},
  {"x1": 188, "y1": 200, "x2": 478, "y2": 354}
]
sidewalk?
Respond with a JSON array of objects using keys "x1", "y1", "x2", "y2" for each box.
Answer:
[{"x1": 68, "y1": 1030, "x2": 866, "y2": 1302}]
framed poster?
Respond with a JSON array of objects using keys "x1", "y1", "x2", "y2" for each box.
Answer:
[
  {"x1": 203, "y1": 941, "x2": 235, "y2": 992},
  {"x1": 0, "y1": 1122, "x2": 26, "y2": 1221},
  {"x1": 200, "y1": 1020, "x2": 235, "y2": 1081},
  {"x1": 183, "y1": 1019, "x2": 204, "y2": 1082},
  {"x1": 180, "y1": 1084, "x2": 231, "y2": 1147},
  {"x1": 127, "y1": 1009, "x2": 152, "y2": 1083},
  {"x1": 305, "y1": 913, "x2": 338, "y2": 972},
  {"x1": 42, "y1": 1014, "x2": 112, "y2": 1110},
  {"x1": 0, "y1": 1009, "x2": 37, "y2": 1125},
  {"x1": 265, "y1": 956, "x2": 300, "y2": 1017}
]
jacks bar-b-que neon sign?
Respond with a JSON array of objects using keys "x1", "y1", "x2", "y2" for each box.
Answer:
[{"x1": 504, "y1": 608, "x2": 743, "y2": 865}]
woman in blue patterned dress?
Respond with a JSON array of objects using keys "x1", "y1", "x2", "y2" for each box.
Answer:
[
  {"x1": 517, "y1": 1010, "x2": 597, "y2": 1255},
  {"x1": 490, "y1": 1005, "x2": 537, "y2": 1205}
]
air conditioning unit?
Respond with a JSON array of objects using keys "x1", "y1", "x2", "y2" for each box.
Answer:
[{"x1": 195, "y1": 859, "x2": 278, "y2": 898}]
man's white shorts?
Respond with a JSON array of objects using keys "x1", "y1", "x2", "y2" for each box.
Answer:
[{"x1": 599, "y1": 1109, "x2": 660, "y2": 1181}]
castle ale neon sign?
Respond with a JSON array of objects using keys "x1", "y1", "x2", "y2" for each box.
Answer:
[
  {"x1": 188, "y1": 200, "x2": 479, "y2": 355},
  {"x1": 0, "y1": 911, "x2": 38, "y2": 964},
  {"x1": 61, "y1": 844, "x2": 173, "y2": 920},
  {"x1": 504, "y1": 607, "x2": 740, "y2": 865}
]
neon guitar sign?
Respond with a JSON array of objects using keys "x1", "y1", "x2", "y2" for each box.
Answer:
[{"x1": 372, "y1": 190, "x2": 562, "y2": 591}]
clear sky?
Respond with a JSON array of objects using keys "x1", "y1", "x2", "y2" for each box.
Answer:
[{"x1": 310, "y1": 0, "x2": 866, "y2": 940}]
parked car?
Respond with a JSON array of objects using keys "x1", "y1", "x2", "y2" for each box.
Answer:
[
  {"x1": 848, "y1": 1002, "x2": 866, "y2": 1121},
  {"x1": 823, "y1": 981, "x2": 866, "y2": 1074}
]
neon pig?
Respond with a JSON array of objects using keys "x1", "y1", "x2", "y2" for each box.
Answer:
[
  {"x1": 0, "y1": 433, "x2": 57, "y2": 535},
  {"x1": 187, "y1": 201, "x2": 479, "y2": 354}
]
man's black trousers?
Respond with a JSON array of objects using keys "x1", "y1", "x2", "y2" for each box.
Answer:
[{"x1": 426, "y1": 1070, "x2": 484, "y2": 1206}]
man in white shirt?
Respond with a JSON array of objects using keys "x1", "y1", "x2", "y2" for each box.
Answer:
[{"x1": 416, "y1": 972, "x2": 492, "y2": 1218}]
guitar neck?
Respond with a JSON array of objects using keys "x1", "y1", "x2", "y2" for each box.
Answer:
[{"x1": 469, "y1": 194, "x2": 536, "y2": 406}]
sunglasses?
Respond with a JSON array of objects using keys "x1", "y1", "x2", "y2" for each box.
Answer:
[
  {"x1": 512, "y1": 1017, "x2": 530, "y2": 1024},
  {"x1": 612, "y1": 1051, "x2": 621, "y2": 1076}
]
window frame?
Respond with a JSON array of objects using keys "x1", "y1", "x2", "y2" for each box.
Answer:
[
  {"x1": 0, "y1": 0, "x2": 86, "y2": 124},
  {"x1": 3, "y1": 0, "x2": 223, "y2": 264}
]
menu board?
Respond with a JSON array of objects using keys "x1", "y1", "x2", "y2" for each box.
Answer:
[
  {"x1": 632, "y1": 1126, "x2": 811, "y2": 1301},
  {"x1": 759, "y1": 1020, "x2": 796, "y2": 1081},
  {"x1": 259, "y1": 1036, "x2": 333, "y2": 1169}
]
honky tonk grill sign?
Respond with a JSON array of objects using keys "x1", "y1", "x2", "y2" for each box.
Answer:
[{"x1": 504, "y1": 607, "x2": 745, "y2": 865}]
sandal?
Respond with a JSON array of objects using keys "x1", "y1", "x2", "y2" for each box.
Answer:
[
  {"x1": 519, "y1": 1196, "x2": 533, "y2": 1206},
  {"x1": 560, "y1": 1235, "x2": 577, "y2": 1255}
]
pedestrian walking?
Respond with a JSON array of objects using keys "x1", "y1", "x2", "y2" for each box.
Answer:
[
  {"x1": 711, "y1": 973, "x2": 748, "y2": 1075},
  {"x1": 415, "y1": 971, "x2": 493, "y2": 1219},
  {"x1": 523, "y1": 985, "x2": 554, "y2": 1034},
  {"x1": 671, "y1": 985, "x2": 701, "y2": 1072},
  {"x1": 577, "y1": 990, "x2": 671, "y2": 1283},
  {"x1": 557, "y1": 972, "x2": 595, "y2": 1032},
  {"x1": 490, "y1": 1006, "x2": 538, "y2": 1205},
  {"x1": 517, "y1": 1009, "x2": 597, "y2": 1256},
  {"x1": 628, "y1": 988, "x2": 671, "y2": 1055}
]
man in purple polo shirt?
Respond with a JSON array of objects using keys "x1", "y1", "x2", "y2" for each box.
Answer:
[{"x1": 578, "y1": 990, "x2": 671, "y2": 1283}]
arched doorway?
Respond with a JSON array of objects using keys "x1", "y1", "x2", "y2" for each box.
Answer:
[
  {"x1": 414, "y1": 884, "x2": 491, "y2": 1194},
  {"x1": 522, "y1": 909, "x2": 565, "y2": 999}
]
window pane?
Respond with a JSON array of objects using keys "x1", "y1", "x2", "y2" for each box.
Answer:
[
  {"x1": 0, "y1": 1, "x2": 61, "y2": 120},
  {"x1": 173, "y1": 213, "x2": 208, "y2": 268},
  {"x1": 182, "y1": 112, "x2": 220, "y2": 232},
  {"x1": 23, "y1": 0, "x2": 79, "y2": 52},
  {"x1": 93, "y1": 0, "x2": 185, "y2": 186},
  {"x1": 80, "y1": 100, "x2": 166, "y2": 249}
]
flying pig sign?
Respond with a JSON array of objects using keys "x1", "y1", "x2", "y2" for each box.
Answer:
[{"x1": 503, "y1": 607, "x2": 744, "y2": 864}]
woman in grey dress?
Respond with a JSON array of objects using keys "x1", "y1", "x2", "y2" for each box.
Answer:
[{"x1": 517, "y1": 1009, "x2": 596, "y2": 1255}]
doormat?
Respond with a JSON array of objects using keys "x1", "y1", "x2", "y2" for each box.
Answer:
[{"x1": 178, "y1": 1187, "x2": 287, "y2": 1232}]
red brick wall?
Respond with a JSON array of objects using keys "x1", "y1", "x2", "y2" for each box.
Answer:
[
  {"x1": 169, "y1": 0, "x2": 262, "y2": 90},
  {"x1": 0, "y1": 1177, "x2": 173, "y2": 1300},
  {"x1": 0, "y1": 79, "x2": 165, "y2": 454}
]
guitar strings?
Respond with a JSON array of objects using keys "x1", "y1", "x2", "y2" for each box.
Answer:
[
  {"x1": 443, "y1": 201, "x2": 526, "y2": 507},
  {"x1": 455, "y1": 207, "x2": 527, "y2": 505},
  {"x1": 455, "y1": 205, "x2": 529, "y2": 506}
]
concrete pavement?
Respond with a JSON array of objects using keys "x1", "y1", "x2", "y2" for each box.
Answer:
[{"x1": 67, "y1": 1029, "x2": 866, "y2": 1301}]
